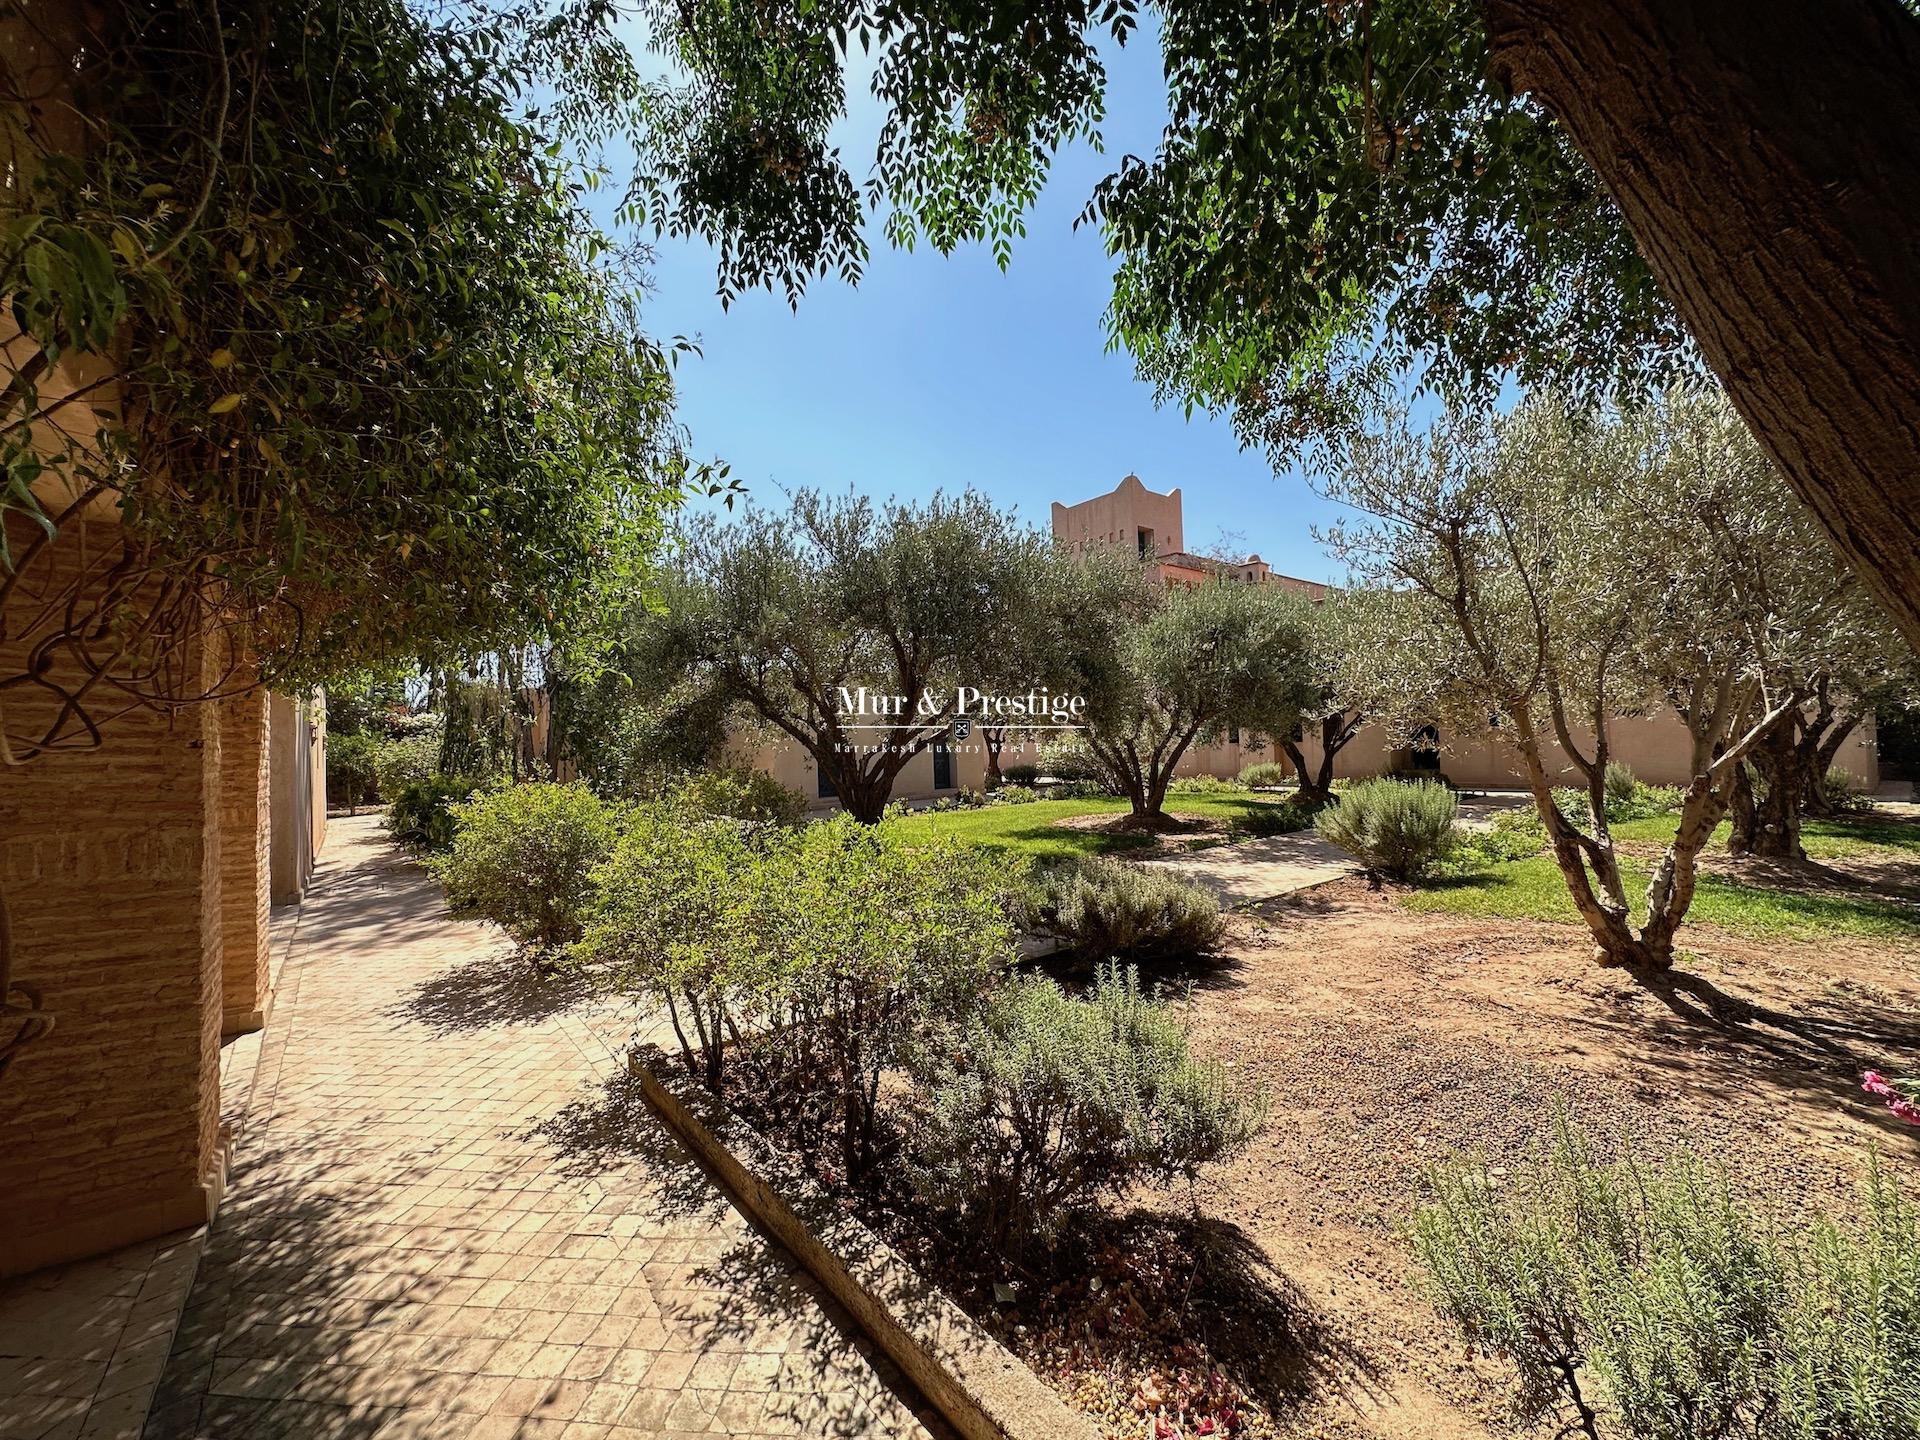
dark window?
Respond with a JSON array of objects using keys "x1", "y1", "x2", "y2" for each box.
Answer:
[
  {"x1": 932, "y1": 744, "x2": 954, "y2": 791},
  {"x1": 817, "y1": 765, "x2": 836, "y2": 799},
  {"x1": 1228, "y1": 725, "x2": 1241, "y2": 745},
  {"x1": 1137, "y1": 526, "x2": 1155, "y2": 557}
]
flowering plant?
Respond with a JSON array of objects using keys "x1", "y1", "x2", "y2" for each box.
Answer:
[{"x1": 1861, "y1": 1071, "x2": 1920, "y2": 1124}]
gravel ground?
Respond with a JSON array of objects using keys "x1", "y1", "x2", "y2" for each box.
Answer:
[{"x1": 1148, "y1": 879, "x2": 1920, "y2": 1438}]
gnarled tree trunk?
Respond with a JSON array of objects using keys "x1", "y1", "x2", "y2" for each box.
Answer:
[
  {"x1": 1280, "y1": 710, "x2": 1362, "y2": 806},
  {"x1": 1730, "y1": 734, "x2": 1807, "y2": 861},
  {"x1": 1483, "y1": 0, "x2": 1920, "y2": 650}
]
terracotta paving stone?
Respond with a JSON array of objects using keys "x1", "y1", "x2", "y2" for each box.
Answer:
[{"x1": 139, "y1": 815, "x2": 946, "y2": 1439}]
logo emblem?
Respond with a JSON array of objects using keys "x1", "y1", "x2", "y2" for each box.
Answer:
[{"x1": 950, "y1": 718, "x2": 972, "y2": 741}]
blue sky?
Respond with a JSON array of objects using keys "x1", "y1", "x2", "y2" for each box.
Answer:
[{"x1": 592, "y1": 28, "x2": 1349, "y2": 584}]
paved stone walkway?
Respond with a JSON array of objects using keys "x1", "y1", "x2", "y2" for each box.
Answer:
[
  {"x1": 141, "y1": 815, "x2": 942, "y2": 1440},
  {"x1": 1142, "y1": 830, "x2": 1356, "y2": 907}
]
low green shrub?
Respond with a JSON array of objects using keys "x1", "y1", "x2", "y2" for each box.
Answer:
[
  {"x1": 1388, "y1": 766, "x2": 1454, "y2": 789},
  {"x1": 374, "y1": 730, "x2": 440, "y2": 802},
  {"x1": 1037, "y1": 735, "x2": 1110, "y2": 784},
  {"x1": 673, "y1": 766, "x2": 808, "y2": 827},
  {"x1": 1238, "y1": 761, "x2": 1290, "y2": 789},
  {"x1": 1047, "y1": 777, "x2": 1116, "y2": 800},
  {"x1": 911, "y1": 965, "x2": 1268, "y2": 1257},
  {"x1": 989, "y1": 784, "x2": 1040, "y2": 805},
  {"x1": 925, "y1": 788, "x2": 989, "y2": 811},
  {"x1": 1437, "y1": 812, "x2": 1548, "y2": 874},
  {"x1": 575, "y1": 810, "x2": 1015, "y2": 1174},
  {"x1": 573, "y1": 803, "x2": 764, "y2": 1088},
  {"x1": 387, "y1": 773, "x2": 484, "y2": 852},
  {"x1": 1227, "y1": 802, "x2": 1318, "y2": 842},
  {"x1": 1552, "y1": 774, "x2": 1687, "y2": 829},
  {"x1": 1603, "y1": 759, "x2": 1638, "y2": 808},
  {"x1": 1822, "y1": 768, "x2": 1874, "y2": 813},
  {"x1": 755, "y1": 815, "x2": 1014, "y2": 1175},
  {"x1": 1000, "y1": 763, "x2": 1040, "y2": 786},
  {"x1": 326, "y1": 731, "x2": 382, "y2": 811},
  {"x1": 1167, "y1": 773, "x2": 1234, "y2": 796},
  {"x1": 1316, "y1": 777, "x2": 1458, "y2": 881},
  {"x1": 1015, "y1": 855, "x2": 1224, "y2": 961},
  {"x1": 1411, "y1": 1117, "x2": 1920, "y2": 1440},
  {"x1": 431, "y1": 782, "x2": 623, "y2": 950}
]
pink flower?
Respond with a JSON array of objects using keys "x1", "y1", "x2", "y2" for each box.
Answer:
[
  {"x1": 1891, "y1": 1099, "x2": 1920, "y2": 1126},
  {"x1": 1864, "y1": 1071, "x2": 1896, "y2": 1099}
]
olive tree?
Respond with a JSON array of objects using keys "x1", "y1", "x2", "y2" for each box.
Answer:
[
  {"x1": 642, "y1": 490, "x2": 1053, "y2": 822},
  {"x1": 1070, "y1": 562, "x2": 1316, "y2": 821},
  {"x1": 1325, "y1": 391, "x2": 1871, "y2": 970},
  {"x1": 1279, "y1": 587, "x2": 1411, "y2": 807},
  {"x1": 1725, "y1": 661, "x2": 1910, "y2": 859}
]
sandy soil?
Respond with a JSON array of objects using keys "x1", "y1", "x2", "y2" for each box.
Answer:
[{"x1": 1157, "y1": 880, "x2": 1920, "y2": 1438}]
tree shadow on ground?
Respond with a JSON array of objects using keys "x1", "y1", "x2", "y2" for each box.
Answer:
[
  {"x1": 1172, "y1": 1212, "x2": 1389, "y2": 1418},
  {"x1": 525, "y1": 1072, "x2": 722, "y2": 1220},
  {"x1": 1031, "y1": 946, "x2": 1253, "y2": 997},
  {"x1": 679, "y1": 1242, "x2": 958, "y2": 1439},
  {"x1": 391, "y1": 948, "x2": 587, "y2": 1034}
]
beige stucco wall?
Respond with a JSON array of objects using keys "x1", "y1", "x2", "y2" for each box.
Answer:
[
  {"x1": 269, "y1": 692, "x2": 326, "y2": 905},
  {"x1": 1284, "y1": 708, "x2": 1880, "y2": 792}
]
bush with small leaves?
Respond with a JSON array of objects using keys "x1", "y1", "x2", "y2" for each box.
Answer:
[
  {"x1": 1551, "y1": 777, "x2": 1687, "y2": 829},
  {"x1": 1603, "y1": 760, "x2": 1639, "y2": 809},
  {"x1": 1412, "y1": 1115, "x2": 1920, "y2": 1440},
  {"x1": 1822, "y1": 769, "x2": 1875, "y2": 813},
  {"x1": 1239, "y1": 761, "x2": 1290, "y2": 789},
  {"x1": 326, "y1": 732, "x2": 382, "y2": 812},
  {"x1": 387, "y1": 773, "x2": 485, "y2": 853},
  {"x1": 1047, "y1": 778, "x2": 1115, "y2": 800},
  {"x1": 1316, "y1": 777, "x2": 1458, "y2": 881},
  {"x1": 1015, "y1": 855, "x2": 1224, "y2": 962},
  {"x1": 431, "y1": 782, "x2": 623, "y2": 950},
  {"x1": 1000, "y1": 763, "x2": 1041, "y2": 786},
  {"x1": 755, "y1": 815, "x2": 1016, "y2": 1176},
  {"x1": 672, "y1": 766, "x2": 808, "y2": 828},
  {"x1": 1167, "y1": 773, "x2": 1234, "y2": 796},
  {"x1": 375, "y1": 731, "x2": 442, "y2": 802},
  {"x1": 1227, "y1": 801, "x2": 1317, "y2": 841},
  {"x1": 1037, "y1": 735, "x2": 1112, "y2": 785},
  {"x1": 989, "y1": 784, "x2": 1040, "y2": 805},
  {"x1": 911, "y1": 965, "x2": 1267, "y2": 1257},
  {"x1": 572, "y1": 803, "x2": 764, "y2": 1088}
]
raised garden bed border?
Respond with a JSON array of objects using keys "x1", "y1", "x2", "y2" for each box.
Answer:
[{"x1": 629, "y1": 1043, "x2": 1101, "y2": 1440}]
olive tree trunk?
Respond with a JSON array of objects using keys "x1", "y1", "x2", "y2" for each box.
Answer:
[
  {"x1": 1802, "y1": 714, "x2": 1864, "y2": 816},
  {"x1": 1482, "y1": 0, "x2": 1920, "y2": 650},
  {"x1": 1728, "y1": 718, "x2": 1808, "y2": 860},
  {"x1": 1280, "y1": 710, "x2": 1362, "y2": 806}
]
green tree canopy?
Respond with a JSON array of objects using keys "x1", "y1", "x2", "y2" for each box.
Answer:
[
  {"x1": 509, "y1": 0, "x2": 1693, "y2": 447},
  {"x1": 1069, "y1": 557, "x2": 1316, "y2": 817},
  {"x1": 639, "y1": 488, "x2": 1056, "y2": 821},
  {"x1": 507, "y1": 0, "x2": 1920, "y2": 651},
  {"x1": 1, "y1": 0, "x2": 700, "y2": 758}
]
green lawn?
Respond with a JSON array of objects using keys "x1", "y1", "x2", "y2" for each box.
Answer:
[
  {"x1": 891, "y1": 789, "x2": 1309, "y2": 862},
  {"x1": 1402, "y1": 853, "x2": 1920, "y2": 942},
  {"x1": 1605, "y1": 811, "x2": 1920, "y2": 859}
]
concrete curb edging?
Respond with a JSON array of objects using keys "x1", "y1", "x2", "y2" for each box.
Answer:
[{"x1": 629, "y1": 1045, "x2": 1101, "y2": 1440}]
